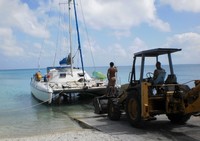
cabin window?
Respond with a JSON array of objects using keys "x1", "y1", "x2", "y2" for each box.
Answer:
[
  {"x1": 78, "y1": 73, "x2": 84, "y2": 77},
  {"x1": 60, "y1": 73, "x2": 66, "y2": 78}
]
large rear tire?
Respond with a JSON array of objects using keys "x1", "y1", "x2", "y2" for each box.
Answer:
[
  {"x1": 167, "y1": 113, "x2": 191, "y2": 124},
  {"x1": 108, "y1": 99, "x2": 121, "y2": 120},
  {"x1": 126, "y1": 91, "x2": 142, "y2": 126}
]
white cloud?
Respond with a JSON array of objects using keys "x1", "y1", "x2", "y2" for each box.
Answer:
[
  {"x1": 81, "y1": 37, "x2": 149, "y2": 66},
  {"x1": 0, "y1": 0, "x2": 51, "y2": 59},
  {"x1": 0, "y1": 28, "x2": 12, "y2": 39},
  {"x1": 80, "y1": 0, "x2": 170, "y2": 32},
  {"x1": 82, "y1": 39, "x2": 132, "y2": 66},
  {"x1": 148, "y1": 18, "x2": 170, "y2": 32},
  {"x1": 133, "y1": 37, "x2": 148, "y2": 48},
  {"x1": 0, "y1": 27, "x2": 24, "y2": 57},
  {"x1": 160, "y1": 0, "x2": 200, "y2": 13},
  {"x1": 129, "y1": 37, "x2": 148, "y2": 52},
  {"x1": 113, "y1": 30, "x2": 131, "y2": 39},
  {"x1": 166, "y1": 32, "x2": 200, "y2": 47},
  {"x1": 164, "y1": 32, "x2": 200, "y2": 64},
  {"x1": 0, "y1": 0, "x2": 49, "y2": 38},
  {"x1": 85, "y1": 33, "x2": 200, "y2": 66}
]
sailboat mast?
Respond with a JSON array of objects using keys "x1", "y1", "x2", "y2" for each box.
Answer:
[
  {"x1": 72, "y1": 0, "x2": 85, "y2": 78},
  {"x1": 68, "y1": 0, "x2": 73, "y2": 76}
]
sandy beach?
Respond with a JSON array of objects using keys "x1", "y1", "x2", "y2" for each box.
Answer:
[{"x1": 0, "y1": 129, "x2": 122, "y2": 141}]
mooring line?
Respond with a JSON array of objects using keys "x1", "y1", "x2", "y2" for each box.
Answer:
[
  {"x1": 0, "y1": 90, "x2": 64, "y2": 114},
  {"x1": 0, "y1": 99, "x2": 49, "y2": 114}
]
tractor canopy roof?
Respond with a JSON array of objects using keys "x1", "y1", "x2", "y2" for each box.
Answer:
[{"x1": 134, "y1": 48, "x2": 181, "y2": 57}]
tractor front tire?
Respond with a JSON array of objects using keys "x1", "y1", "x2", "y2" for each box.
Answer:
[{"x1": 126, "y1": 91, "x2": 142, "y2": 127}]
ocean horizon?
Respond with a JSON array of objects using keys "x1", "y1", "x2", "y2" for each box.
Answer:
[{"x1": 0, "y1": 63, "x2": 199, "y2": 70}]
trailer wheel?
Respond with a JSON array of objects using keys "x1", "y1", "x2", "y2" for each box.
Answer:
[
  {"x1": 108, "y1": 99, "x2": 121, "y2": 120},
  {"x1": 167, "y1": 113, "x2": 191, "y2": 124},
  {"x1": 126, "y1": 91, "x2": 141, "y2": 126}
]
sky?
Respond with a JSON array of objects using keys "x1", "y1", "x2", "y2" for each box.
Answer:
[{"x1": 0, "y1": 0, "x2": 200, "y2": 70}]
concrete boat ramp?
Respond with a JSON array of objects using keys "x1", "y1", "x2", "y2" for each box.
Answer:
[{"x1": 71, "y1": 112, "x2": 200, "y2": 141}]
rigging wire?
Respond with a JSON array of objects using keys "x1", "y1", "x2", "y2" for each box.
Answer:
[
  {"x1": 37, "y1": 2, "x2": 54, "y2": 70},
  {"x1": 38, "y1": 0, "x2": 96, "y2": 73},
  {"x1": 53, "y1": 4, "x2": 62, "y2": 67},
  {"x1": 79, "y1": 0, "x2": 96, "y2": 70},
  {"x1": 55, "y1": 2, "x2": 70, "y2": 67},
  {"x1": 55, "y1": 1, "x2": 80, "y2": 69}
]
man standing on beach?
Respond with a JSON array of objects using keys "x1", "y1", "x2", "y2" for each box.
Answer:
[{"x1": 107, "y1": 62, "x2": 117, "y2": 96}]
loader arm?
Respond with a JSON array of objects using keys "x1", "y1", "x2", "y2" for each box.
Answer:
[{"x1": 185, "y1": 80, "x2": 200, "y2": 114}]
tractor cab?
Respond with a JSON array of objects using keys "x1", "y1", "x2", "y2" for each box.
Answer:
[{"x1": 129, "y1": 48, "x2": 181, "y2": 87}]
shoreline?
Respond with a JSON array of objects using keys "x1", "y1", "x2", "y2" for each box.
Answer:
[{"x1": 0, "y1": 129, "x2": 121, "y2": 141}]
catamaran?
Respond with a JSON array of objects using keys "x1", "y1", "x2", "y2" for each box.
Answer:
[{"x1": 30, "y1": 0, "x2": 107, "y2": 104}]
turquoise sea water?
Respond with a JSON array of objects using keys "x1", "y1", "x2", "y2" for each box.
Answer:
[{"x1": 0, "y1": 64, "x2": 200, "y2": 138}]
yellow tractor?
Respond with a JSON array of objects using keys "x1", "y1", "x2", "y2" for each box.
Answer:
[{"x1": 94, "y1": 48, "x2": 200, "y2": 126}]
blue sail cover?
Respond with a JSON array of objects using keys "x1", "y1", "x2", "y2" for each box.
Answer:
[
  {"x1": 59, "y1": 57, "x2": 68, "y2": 65},
  {"x1": 59, "y1": 53, "x2": 73, "y2": 65}
]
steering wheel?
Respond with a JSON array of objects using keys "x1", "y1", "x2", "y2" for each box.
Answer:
[{"x1": 146, "y1": 72, "x2": 154, "y2": 79}]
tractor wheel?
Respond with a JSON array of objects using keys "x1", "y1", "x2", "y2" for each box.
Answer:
[
  {"x1": 108, "y1": 99, "x2": 121, "y2": 120},
  {"x1": 126, "y1": 91, "x2": 142, "y2": 127},
  {"x1": 167, "y1": 113, "x2": 191, "y2": 124}
]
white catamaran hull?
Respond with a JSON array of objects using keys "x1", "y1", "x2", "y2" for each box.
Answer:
[
  {"x1": 30, "y1": 80, "x2": 53, "y2": 104},
  {"x1": 30, "y1": 68, "x2": 107, "y2": 104},
  {"x1": 31, "y1": 80, "x2": 107, "y2": 104}
]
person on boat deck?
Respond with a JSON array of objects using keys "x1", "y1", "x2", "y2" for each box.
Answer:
[
  {"x1": 153, "y1": 61, "x2": 166, "y2": 84},
  {"x1": 107, "y1": 62, "x2": 117, "y2": 96}
]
